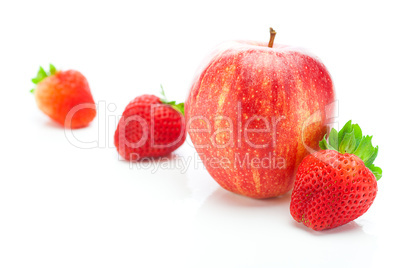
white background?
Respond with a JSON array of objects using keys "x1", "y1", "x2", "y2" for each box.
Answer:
[{"x1": 1, "y1": 0, "x2": 401, "y2": 267}]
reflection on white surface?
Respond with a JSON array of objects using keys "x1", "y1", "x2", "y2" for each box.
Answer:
[
  {"x1": 189, "y1": 189, "x2": 377, "y2": 267},
  {"x1": 177, "y1": 143, "x2": 379, "y2": 267},
  {"x1": 0, "y1": 104, "x2": 382, "y2": 268}
]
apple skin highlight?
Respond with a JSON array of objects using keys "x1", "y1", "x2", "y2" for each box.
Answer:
[{"x1": 186, "y1": 40, "x2": 335, "y2": 199}]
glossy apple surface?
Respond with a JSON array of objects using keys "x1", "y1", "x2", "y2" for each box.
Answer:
[{"x1": 186, "y1": 40, "x2": 335, "y2": 199}]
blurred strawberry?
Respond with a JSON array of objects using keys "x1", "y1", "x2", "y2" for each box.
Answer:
[
  {"x1": 31, "y1": 64, "x2": 96, "y2": 128},
  {"x1": 114, "y1": 86, "x2": 186, "y2": 161}
]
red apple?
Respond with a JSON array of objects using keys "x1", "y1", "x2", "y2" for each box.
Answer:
[{"x1": 186, "y1": 28, "x2": 335, "y2": 199}]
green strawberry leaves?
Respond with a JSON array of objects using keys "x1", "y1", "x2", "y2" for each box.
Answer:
[
  {"x1": 319, "y1": 120, "x2": 382, "y2": 180},
  {"x1": 369, "y1": 164, "x2": 382, "y2": 180},
  {"x1": 49, "y1": 64, "x2": 57, "y2": 75},
  {"x1": 31, "y1": 64, "x2": 57, "y2": 93},
  {"x1": 318, "y1": 134, "x2": 336, "y2": 151},
  {"x1": 339, "y1": 130, "x2": 356, "y2": 154},
  {"x1": 328, "y1": 128, "x2": 339, "y2": 149},
  {"x1": 160, "y1": 85, "x2": 185, "y2": 116}
]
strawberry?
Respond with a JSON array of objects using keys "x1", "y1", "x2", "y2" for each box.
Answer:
[
  {"x1": 290, "y1": 121, "x2": 382, "y2": 231},
  {"x1": 114, "y1": 86, "x2": 186, "y2": 161},
  {"x1": 31, "y1": 64, "x2": 96, "y2": 129}
]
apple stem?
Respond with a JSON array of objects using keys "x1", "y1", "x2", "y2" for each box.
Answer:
[{"x1": 268, "y1": 27, "x2": 276, "y2": 48}]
